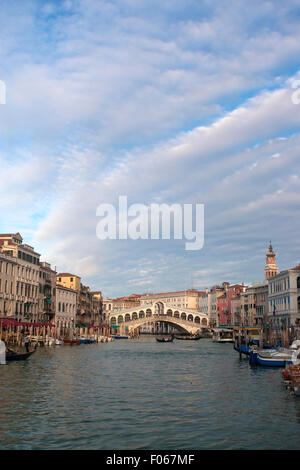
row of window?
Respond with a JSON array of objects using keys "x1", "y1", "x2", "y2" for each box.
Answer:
[
  {"x1": 269, "y1": 277, "x2": 292, "y2": 293},
  {"x1": 18, "y1": 251, "x2": 39, "y2": 265}
]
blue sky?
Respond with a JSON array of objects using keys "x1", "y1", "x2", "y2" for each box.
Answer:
[{"x1": 1, "y1": 0, "x2": 300, "y2": 297}]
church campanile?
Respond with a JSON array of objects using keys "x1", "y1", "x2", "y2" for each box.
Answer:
[{"x1": 264, "y1": 242, "x2": 278, "y2": 280}]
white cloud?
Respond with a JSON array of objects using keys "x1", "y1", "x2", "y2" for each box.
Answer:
[{"x1": 1, "y1": 0, "x2": 300, "y2": 295}]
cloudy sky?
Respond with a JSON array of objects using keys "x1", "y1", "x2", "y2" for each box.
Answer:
[{"x1": 1, "y1": 0, "x2": 300, "y2": 297}]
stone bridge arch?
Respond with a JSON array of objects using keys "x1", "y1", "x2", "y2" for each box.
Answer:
[{"x1": 109, "y1": 300, "x2": 209, "y2": 335}]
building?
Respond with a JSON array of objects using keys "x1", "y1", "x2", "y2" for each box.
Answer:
[
  {"x1": 90, "y1": 291, "x2": 104, "y2": 325},
  {"x1": 0, "y1": 233, "x2": 57, "y2": 323},
  {"x1": 56, "y1": 273, "x2": 103, "y2": 326},
  {"x1": 39, "y1": 262, "x2": 57, "y2": 323},
  {"x1": 55, "y1": 285, "x2": 77, "y2": 331},
  {"x1": 268, "y1": 265, "x2": 300, "y2": 330},
  {"x1": 252, "y1": 281, "x2": 269, "y2": 328},
  {"x1": 231, "y1": 293, "x2": 242, "y2": 326},
  {"x1": 0, "y1": 251, "x2": 17, "y2": 318},
  {"x1": 56, "y1": 273, "x2": 81, "y2": 291},
  {"x1": 103, "y1": 294, "x2": 141, "y2": 316},
  {"x1": 217, "y1": 283, "x2": 246, "y2": 326},
  {"x1": 140, "y1": 290, "x2": 203, "y2": 310}
]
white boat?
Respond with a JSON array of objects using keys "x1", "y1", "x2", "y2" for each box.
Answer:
[
  {"x1": 212, "y1": 328, "x2": 234, "y2": 343},
  {"x1": 45, "y1": 336, "x2": 56, "y2": 346},
  {"x1": 55, "y1": 338, "x2": 63, "y2": 345}
]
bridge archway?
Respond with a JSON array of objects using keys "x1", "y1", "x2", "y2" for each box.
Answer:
[{"x1": 108, "y1": 300, "x2": 209, "y2": 335}]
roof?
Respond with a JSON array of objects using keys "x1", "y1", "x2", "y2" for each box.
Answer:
[
  {"x1": 140, "y1": 289, "x2": 203, "y2": 298},
  {"x1": 57, "y1": 273, "x2": 80, "y2": 278}
]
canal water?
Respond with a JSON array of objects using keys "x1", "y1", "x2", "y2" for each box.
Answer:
[{"x1": 1, "y1": 337, "x2": 300, "y2": 450}]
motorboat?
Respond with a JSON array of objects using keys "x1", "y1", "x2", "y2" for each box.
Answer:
[
  {"x1": 212, "y1": 327, "x2": 234, "y2": 343},
  {"x1": 45, "y1": 336, "x2": 56, "y2": 346}
]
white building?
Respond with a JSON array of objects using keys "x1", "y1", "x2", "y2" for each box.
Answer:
[
  {"x1": 268, "y1": 265, "x2": 300, "y2": 328},
  {"x1": 55, "y1": 285, "x2": 77, "y2": 330}
]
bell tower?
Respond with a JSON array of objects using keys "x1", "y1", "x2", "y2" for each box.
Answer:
[{"x1": 264, "y1": 242, "x2": 278, "y2": 280}]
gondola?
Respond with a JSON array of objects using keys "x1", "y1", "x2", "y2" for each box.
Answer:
[
  {"x1": 174, "y1": 335, "x2": 201, "y2": 341},
  {"x1": 156, "y1": 336, "x2": 173, "y2": 343},
  {"x1": 5, "y1": 348, "x2": 36, "y2": 361}
]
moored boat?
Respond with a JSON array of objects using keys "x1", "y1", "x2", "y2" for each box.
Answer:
[
  {"x1": 212, "y1": 327, "x2": 234, "y2": 343},
  {"x1": 250, "y1": 341, "x2": 300, "y2": 367},
  {"x1": 63, "y1": 338, "x2": 81, "y2": 345}
]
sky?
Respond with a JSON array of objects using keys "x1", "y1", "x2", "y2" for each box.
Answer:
[{"x1": 1, "y1": 0, "x2": 300, "y2": 297}]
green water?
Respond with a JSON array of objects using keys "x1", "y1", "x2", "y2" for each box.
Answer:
[{"x1": 1, "y1": 337, "x2": 300, "y2": 449}]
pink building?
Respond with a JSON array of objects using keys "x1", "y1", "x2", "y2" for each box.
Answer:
[{"x1": 217, "y1": 284, "x2": 245, "y2": 326}]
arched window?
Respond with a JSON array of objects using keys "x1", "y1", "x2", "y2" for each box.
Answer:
[
  {"x1": 181, "y1": 313, "x2": 186, "y2": 320},
  {"x1": 167, "y1": 309, "x2": 172, "y2": 316},
  {"x1": 146, "y1": 309, "x2": 152, "y2": 317},
  {"x1": 195, "y1": 316, "x2": 200, "y2": 324},
  {"x1": 132, "y1": 312, "x2": 138, "y2": 320},
  {"x1": 110, "y1": 317, "x2": 116, "y2": 325},
  {"x1": 139, "y1": 311, "x2": 145, "y2": 318},
  {"x1": 125, "y1": 314, "x2": 131, "y2": 322},
  {"x1": 202, "y1": 318, "x2": 208, "y2": 326},
  {"x1": 174, "y1": 311, "x2": 180, "y2": 318},
  {"x1": 58, "y1": 302, "x2": 61, "y2": 312},
  {"x1": 188, "y1": 314, "x2": 193, "y2": 322}
]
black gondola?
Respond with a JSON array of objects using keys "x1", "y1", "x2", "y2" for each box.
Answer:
[
  {"x1": 174, "y1": 335, "x2": 201, "y2": 340},
  {"x1": 156, "y1": 337, "x2": 173, "y2": 343},
  {"x1": 5, "y1": 347, "x2": 36, "y2": 361}
]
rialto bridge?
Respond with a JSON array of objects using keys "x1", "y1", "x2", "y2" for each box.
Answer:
[{"x1": 109, "y1": 301, "x2": 209, "y2": 335}]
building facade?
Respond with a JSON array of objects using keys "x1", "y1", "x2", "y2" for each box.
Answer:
[
  {"x1": 268, "y1": 265, "x2": 300, "y2": 329},
  {"x1": 140, "y1": 290, "x2": 203, "y2": 311},
  {"x1": 55, "y1": 285, "x2": 77, "y2": 331},
  {"x1": 0, "y1": 251, "x2": 17, "y2": 318}
]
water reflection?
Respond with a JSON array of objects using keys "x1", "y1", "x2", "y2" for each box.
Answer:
[{"x1": 1, "y1": 338, "x2": 300, "y2": 449}]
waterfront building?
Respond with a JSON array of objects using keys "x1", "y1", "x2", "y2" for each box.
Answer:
[
  {"x1": 56, "y1": 273, "x2": 102, "y2": 326},
  {"x1": 240, "y1": 287, "x2": 257, "y2": 327},
  {"x1": 0, "y1": 251, "x2": 17, "y2": 318},
  {"x1": 1, "y1": 235, "x2": 42, "y2": 322},
  {"x1": 252, "y1": 281, "x2": 269, "y2": 327},
  {"x1": 39, "y1": 262, "x2": 57, "y2": 323},
  {"x1": 55, "y1": 284, "x2": 77, "y2": 331},
  {"x1": 0, "y1": 233, "x2": 57, "y2": 323},
  {"x1": 90, "y1": 291, "x2": 104, "y2": 325},
  {"x1": 231, "y1": 293, "x2": 242, "y2": 326},
  {"x1": 140, "y1": 289, "x2": 203, "y2": 311},
  {"x1": 217, "y1": 283, "x2": 246, "y2": 326},
  {"x1": 103, "y1": 294, "x2": 141, "y2": 315},
  {"x1": 268, "y1": 264, "x2": 300, "y2": 330}
]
